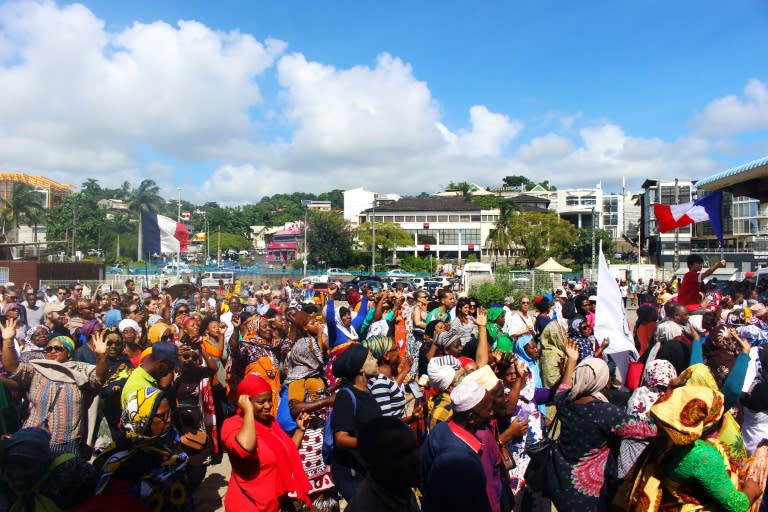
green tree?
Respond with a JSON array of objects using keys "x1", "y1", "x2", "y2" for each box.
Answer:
[
  {"x1": 508, "y1": 211, "x2": 577, "y2": 267},
  {"x1": 354, "y1": 221, "x2": 414, "y2": 265},
  {"x1": 502, "y1": 175, "x2": 534, "y2": 190},
  {"x1": 306, "y1": 210, "x2": 354, "y2": 267},
  {"x1": 45, "y1": 192, "x2": 107, "y2": 256},
  {"x1": 1, "y1": 183, "x2": 46, "y2": 242},
  {"x1": 128, "y1": 180, "x2": 164, "y2": 261},
  {"x1": 571, "y1": 228, "x2": 614, "y2": 267}
]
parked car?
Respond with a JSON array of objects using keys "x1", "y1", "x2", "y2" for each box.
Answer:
[
  {"x1": 392, "y1": 280, "x2": 417, "y2": 292},
  {"x1": 422, "y1": 280, "x2": 443, "y2": 297},
  {"x1": 327, "y1": 267, "x2": 352, "y2": 277},
  {"x1": 107, "y1": 263, "x2": 126, "y2": 274},
  {"x1": 357, "y1": 279, "x2": 384, "y2": 293},
  {"x1": 162, "y1": 262, "x2": 193, "y2": 274},
  {"x1": 411, "y1": 277, "x2": 426, "y2": 289},
  {"x1": 386, "y1": 269, "x2": 416, "y2": 278},
  {"x1": 87, "y1": 248, "x2": 103, "y2": 257}
]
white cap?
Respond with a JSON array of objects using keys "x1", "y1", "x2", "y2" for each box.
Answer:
[
  {"x1": 450, "y1": 378, "x2": 486, "y2": 412},
  {"x1": 464, "y1": 365, "x2": 500, "y2": 392}
]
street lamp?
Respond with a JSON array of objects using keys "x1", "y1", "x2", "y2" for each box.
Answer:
[{"x1": 301, "y1": 200, "x2": 312, "y2": 277}]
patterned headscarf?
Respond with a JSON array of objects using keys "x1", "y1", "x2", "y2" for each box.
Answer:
[
  {"x1": 121, "y1": 387, "x2": 166, "y2": 440},
  {"x1": 627, "y1": 359, "x2": 677, "y2": 418},
  {"x1": 703, "y1": 326, "x2": 740, "y2": 384},
  {"x1": 362, "y1": 335, "x2": 395, "y2": 361},
  {"x1": 23, "y1": 325, "x2": 49, "y2": 345},
  {"x1": 650, "y1": 385, "x2": 724, "y2": 446},
  {"x1": 148, "y1": 322, "x2": 171, "y2": 344},
  {"x1": 435, "y1": 329, "x2": 462, "y2": 350}
]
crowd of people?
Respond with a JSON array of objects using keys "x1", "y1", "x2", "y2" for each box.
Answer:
[{"x1": 0, "y1": 252, "x2": 767, "y2": 511}]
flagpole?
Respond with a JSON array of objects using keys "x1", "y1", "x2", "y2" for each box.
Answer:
[{"x1": 673, "y1": 178, "x2": 680, "y2": 272}]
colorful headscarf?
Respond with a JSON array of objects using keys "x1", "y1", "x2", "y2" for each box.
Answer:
[
  {"x1": 147, "y1": 322, "x2": 171, "y2": 344},
  {"x1": 121, "y1": 386, "x2": 166, "y2": 440},
  {"x1": 362, "y1": 335, "x2": 395, "y2": 361},
  {"x1": 23, "y1": 325, "x2": 49, "y2": 345},
  {"x1": 649, "y1": 385, "x2": 724, "y2": 446},
  {"x1": 739, "y1": 324, "x2": 768, "y2": 347},
  {"x1": 50, "y1": 335, "x2": 75, "y2": 353},
  {"x1": 514, "y1": 334, "x2": 541, "y2": 388},
  {"x1": 568, "y1": 357, "x2": 609, "y2": 403},
  {"x1": 703, "y1": 326, "x2": 740, "y2": 384}
]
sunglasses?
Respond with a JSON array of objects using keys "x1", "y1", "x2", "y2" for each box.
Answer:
[
  {"x1": 521, "y1": 301, "x2": 530, "y2": 305},
  {"x1": 106, "y1": 339, "x2": 122, "y2": 346},
  {"x1": 44, "y1": 345, "x2": 67, "y2": 353}
]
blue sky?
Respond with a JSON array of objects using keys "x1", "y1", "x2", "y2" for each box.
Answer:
[{"x1": 1, "y1": 0, "x2": 767, "y2": 203}]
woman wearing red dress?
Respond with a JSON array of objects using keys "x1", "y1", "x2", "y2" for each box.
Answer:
[{"x1": 221, "y1": 373, "x2": 311, "y2": 511}]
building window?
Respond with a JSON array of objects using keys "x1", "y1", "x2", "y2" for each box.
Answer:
[
  {"x1": 449, "y1": 215, "x2": 459, "y2": 222},
  {"x1": 405, "y1": 216, "x2": 416, "y2": 222},
  {"x1": 459, "y1": 215, "x2": 471, "y2": 222},
  {"x1": 394, "y1": 216, "x2": 405, "y2": 222},
  {"x1": 427, "y1": 215, "x2": 438, "y2": 222},
  {"x1": 438, "y1": 215, "x2": 448, "y2": 222},
  {"x1": 566, "y1": 196, "x2": 579, "y2": 206},
  {"x1": 471, "y1": 215, "x2": 481, "y2": 222}
]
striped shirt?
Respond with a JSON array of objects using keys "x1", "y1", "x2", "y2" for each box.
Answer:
[
  {"x1": 367, "y1": 374, "x2": 406, "y2": 418},
  {"x1": 11, "y1": 361, "x2": 101, "y2": 446}
]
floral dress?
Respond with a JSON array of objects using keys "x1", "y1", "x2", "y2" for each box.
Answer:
[{"x1": 506, "y1": 367, "x2": 546, "y2": 511}]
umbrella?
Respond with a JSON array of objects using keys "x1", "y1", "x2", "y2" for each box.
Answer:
[{"x1": 165, "y1": 283, "x2": 199, "y2": 300}]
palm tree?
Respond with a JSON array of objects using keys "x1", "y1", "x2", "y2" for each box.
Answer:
[
  {"x1": 485, "y1": 200, "x2": 518, "y2": 264},
  {"x1": 1, "y1": 183, "x2": 45, "y2": 242},
  {"x1": 127, "y1": 180, "x2": 164, "y2": 261},
  {"x1": 107, "y1": 213, "x2": 132, "y2": 260}
]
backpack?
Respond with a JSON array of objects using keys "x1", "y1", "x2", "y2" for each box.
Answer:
[{"x1": 322, "y1": 387, "x2": 356, "y2": 464}]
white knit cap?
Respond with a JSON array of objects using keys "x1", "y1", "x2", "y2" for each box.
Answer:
[
  {"x1": 427, "y1": 356, "x2": 460, "y2": 391},
  {"x1": 450, "y1": 378, "x2": 486, "y2": 412}
]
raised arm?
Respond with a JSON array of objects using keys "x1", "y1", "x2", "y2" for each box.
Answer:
[
  {"x1": 1, "y1": 319, "x2": 19, "y2": 374},
  {"x1": 702, "y1": 259, "x2": 726, "y2": 279},
  {"x1": 236, "y1": 395, "x2": 257, "y2": 452},
  {"x1": 474, "y1": 307, "x2": 490, "y2": 368}
]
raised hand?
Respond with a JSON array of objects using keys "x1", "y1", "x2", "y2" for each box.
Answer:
[
  {"x1": 1, "y1": 318, "x2": 16, "y2": 341},
  {"x1": 238, "y1": 394, "x2": 253, "y2": 416},
  {"x1": 730, "y1": 327, "x2": 751, "y2": 354},
  {"x1": 564, "y1": 338, "x2": 579, "y2": 361},
  {"x1": 295, "y1": 411, "x2": 311, "y2": 431},
  {"x1": 92, "y1": 330, "x2": 108, "y2": 355},
  {"x1": 474, "y1": 307, "x2": 488, "y2": 327}
]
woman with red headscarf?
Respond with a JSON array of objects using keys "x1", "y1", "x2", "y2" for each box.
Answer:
[{"x1": 222, "y1": 374, "x2": 312, "y2": 512}]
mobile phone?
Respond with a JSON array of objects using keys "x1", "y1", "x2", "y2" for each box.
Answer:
[
  {"x1": 407, "y1": 380, "x2": 423, "y2": 400},
  {"x1": 516, "y1": 409, "x2": 530, "y2": 423}
]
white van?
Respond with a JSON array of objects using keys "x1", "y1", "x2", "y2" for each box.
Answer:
[
  {"x1": 201, "y1": 271, "x2": 234, "y2": 288},
  {"x1": 462, "y1": 262, "x2": 494, "y2": 291}
]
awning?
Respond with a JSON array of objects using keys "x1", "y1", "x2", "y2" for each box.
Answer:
[{"x1": 695, "y1": 155, "x2": 768, "y2": 200}]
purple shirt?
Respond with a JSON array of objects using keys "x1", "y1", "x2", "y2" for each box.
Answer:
[{"x1": 475, "y1": 423, "x2": 503, "y2": 512}]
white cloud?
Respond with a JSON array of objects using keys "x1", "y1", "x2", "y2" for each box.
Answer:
[
  {"x1": 517, "y1": 133, "x2": 575, "y2": 162},
  {"x1": 0, "y1": 0, "x2": 284, "y2": 184},
  {"x1": 691, "y1": 79, "x2": 768, "y2": 137},
  {"x1": 0, "y1": 1, "x2": 755, "y2": 204}
]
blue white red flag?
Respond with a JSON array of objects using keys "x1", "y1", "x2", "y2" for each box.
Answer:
[{"x1": 141, "y1": 210, "x2": 188, "y2": 254}]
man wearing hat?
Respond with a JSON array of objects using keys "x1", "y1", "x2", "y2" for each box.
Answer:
[
  {"x1": 121, "y1": 342, "x2": 179, "y2": 406},
  {"x1": 43, "y1": 301, "x2": 70, "y2": 338},
  {"x1": 421, "y1": 378, "x2": 493, "y2": 512}
]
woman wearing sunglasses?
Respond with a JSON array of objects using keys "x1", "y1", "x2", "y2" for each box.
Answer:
[{"x1": 1, "y1": 318, "x2": 108, "y2": 457}]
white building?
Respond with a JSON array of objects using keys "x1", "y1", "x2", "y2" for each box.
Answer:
[
  {"x1": 499, "y1": 183, "x2": 639, "y2": 240},
  {"x1": 343, "y1": 187, "x2": 401, "y2": 226},
  {"x1": 358, "y1": 196, "x2": 499, "y2": 261}
]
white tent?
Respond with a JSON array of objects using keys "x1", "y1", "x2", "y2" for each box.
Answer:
[{"x1": 535, "y1": 257, "x2": 572, "y2": 273}]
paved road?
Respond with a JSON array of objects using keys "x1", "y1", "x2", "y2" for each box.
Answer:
[{"x1": 194, "y1": 306, "x2": 641, "y2": 511}]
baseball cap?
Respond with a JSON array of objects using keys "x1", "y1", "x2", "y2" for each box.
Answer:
[
  {"x1": 44, "y1": 302, "x2": 66, "y2": 314},
  {"x1": 150, "y1": 342, "x2": 181, "y2": 366}
]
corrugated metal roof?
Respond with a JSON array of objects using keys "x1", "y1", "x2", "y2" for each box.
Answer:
[{"x1": 695, "y1": 155, "x2": 768, "y2": 190}]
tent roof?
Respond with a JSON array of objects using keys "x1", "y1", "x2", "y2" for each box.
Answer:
[{"x1": 535, "y1": 257, "x2": 572, "y2": 272}]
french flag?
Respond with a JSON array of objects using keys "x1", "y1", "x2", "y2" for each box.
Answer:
[
  {"x1": 141, "y1": 210, "x2": 189, "y2": 254},
  {"x1": 653, "y1": 189, "x2": 723, "y2": 245}
]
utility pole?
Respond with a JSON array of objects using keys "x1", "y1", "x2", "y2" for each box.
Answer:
[
  {"x1": 673, "y1": 178, "x2": 680, "y2": 271},
  {"x1": 72, "y1": 201, "x2": 77, "y2": 260},
  {"x1": 371, "y1": 196, "x2": 377, "y2": 275},
  {"x1": 176, "y1": 187, "x2": 182, "y2": 277},
  {"x1": 301, "y1": 200, "x2": 312, "y2": 277},
  {"x1": 591, "y1": 205, "x2": 596, "y2": 280}
]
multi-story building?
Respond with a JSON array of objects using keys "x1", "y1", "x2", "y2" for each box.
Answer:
[
  {"x1": 640, "y1": 179, "x2": 695, "y2": 269},
  {"x1": 358, "y1": 196, "x2": 500, "y2": 262},
  {"x1": 498, "y1": 183, "x2": 640, "y2": 240}
]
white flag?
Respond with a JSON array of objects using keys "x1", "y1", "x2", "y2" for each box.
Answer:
[{"x1": 594, "y1": 246, "x2": 637, "y2": 357}]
